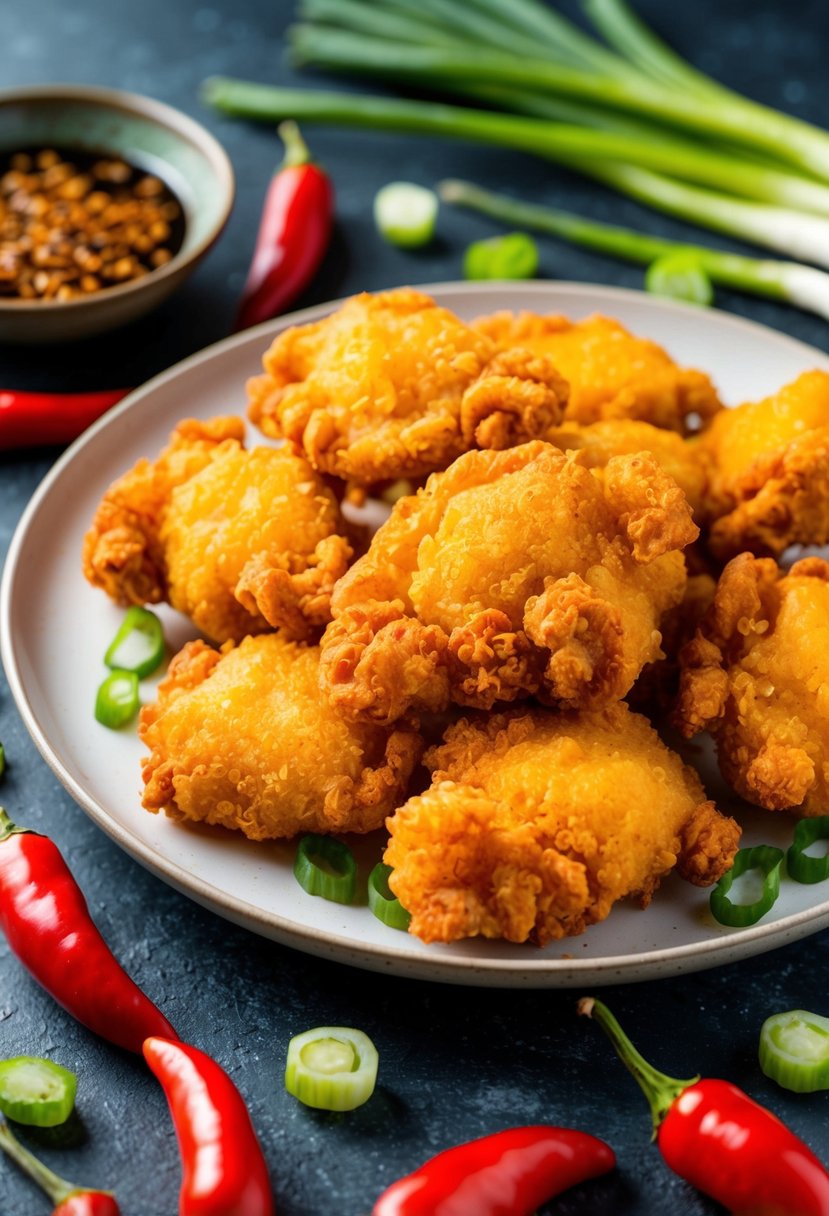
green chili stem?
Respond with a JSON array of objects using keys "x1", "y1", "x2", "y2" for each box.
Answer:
[
  {"x1": 0, "y1": 807, "x2": 26, "y2": 843},
  {"x1": 578, "y1": 998, "x2": 699, "y2": 1136},
  {"x1": 0, "y1": 1118, "x2": 72, "y2": 1204},
  {"x1": 279, "y1": 120, "x2": 311, "y2": 169}
]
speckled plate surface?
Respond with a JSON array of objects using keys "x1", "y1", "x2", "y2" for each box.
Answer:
[{"x1": 4, "y1": 281, "x2": 829, "y2": 987}]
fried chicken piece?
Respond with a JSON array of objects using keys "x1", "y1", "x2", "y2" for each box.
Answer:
[
  {"x1": 473, "y1": 311, "x2": 721, "y2": 434},
  {"x1": 384, "y1": 703, "x2": 739, "y2": 946},
  {"x1": 699, "y1": 370, "x2": 829, "y2": 560},
  {"x1": 247, "y1": 287, "x2": 569, "y2": 491},
  {"x1": 82, "y1": 417, "x2": 353, "y2": 643},
  {"x1": 547, "y1": 418, "x2": 709, "y2": 519},
  {"x1": 675, "y1": 553, "x2": 829, "y2": 814},
  {"x1": 321, "y1": 440, "x2": 697, "y2": 724},
  {"x1": 140, "y1": 634, "x2": 421, "y2": 840}
]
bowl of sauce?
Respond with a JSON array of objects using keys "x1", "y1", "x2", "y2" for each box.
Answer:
[{"x1": 0, "y1": 85, "x2": 234, "y2": 343}]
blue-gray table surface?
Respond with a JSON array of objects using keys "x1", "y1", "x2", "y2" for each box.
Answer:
[{"x1": 2, "y1": 1, "x2": 829, "y2": 1212}]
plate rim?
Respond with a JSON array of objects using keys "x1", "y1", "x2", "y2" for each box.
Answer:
[{"x1": 5, "y1": 279, "x2": 829, "y2": 988}]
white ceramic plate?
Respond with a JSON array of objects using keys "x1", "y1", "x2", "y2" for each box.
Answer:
[{"x1": 4, "y1": 282, "x2": 829, "y2": 988}]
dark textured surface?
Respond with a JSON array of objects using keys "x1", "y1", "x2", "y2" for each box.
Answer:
[{"x1": 2, "y1": 1, "x2": 829, "y2": 1213}]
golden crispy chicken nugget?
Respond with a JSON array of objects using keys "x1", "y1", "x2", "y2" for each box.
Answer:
[
  {"x1": 247, "y1": 287, "x2": 569, "y2": 491},
  {"x1": 140, "y1": 634, "x2": 421, "y2": 840},
  {"x1": 384, "y1": 703, "x2": 739, "y2": 945},
  {"x1": 321, "y1": 441, "x2": 697, "y2": 724},
  {"x1": 473, "y1": 312, "x2": 721, "y2": 434},
  {"x1": 82, "y1": 418, "x2": 352, "y2": 643},
  {"x1": 675, "y1": 553, "x2": 829, "y2": 814},
  {"x1": 699, "y1": 370, "x2": 829, "y2": 559}
]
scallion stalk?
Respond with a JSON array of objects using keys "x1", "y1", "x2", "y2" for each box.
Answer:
[{"x1": 438, "y1": 178, "x2": 829, "y2": 321}]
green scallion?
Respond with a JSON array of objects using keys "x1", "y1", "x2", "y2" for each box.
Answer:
[
  {"x1": 0, "y1": 1057, "x2": 77, "y2": 1127},
  {"x1": 104, "y1": 606, "x2": 166, "y2": 680},
  {"x1": 293, "y1": 834, "x2": 357, "y2": 904},
  {"x1": 367, "y1": 863, "x2": 411, "y2": 931},
  {"x1": 94, "y1": 670, "x2": 140, "y2": 730},
  {"x1": 374, "y1": 181, "x2": 439, "y2": 247},
  {"x1": 645, "y1": 251, "x2": 714, "y2": 306},
  {"x1": 786, "y1": 817, "x2": 829, "y2": 884},
  {"x1": 284, "y1": 1026, "x2": 378, "y2": 1110},
  {"x1": 759, "y1": 1009, "x2": 829, "y2": 1093},
  {"x1": 463, "y1": 231, "x2": 539, "y2": 280}
]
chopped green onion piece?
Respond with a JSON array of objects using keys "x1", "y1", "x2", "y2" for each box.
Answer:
[
  {"x1": 368, "y1": 862, "x2": 411, "y2": 931},
  {"x1": 709, "y1": 844, "x2": 784, "y2": 927},
  {"x1": 374, "y1": 181, "x2": 438, "y2": 248},
  {"x1": 104, "y1": 606, "x2": 165, "y2": 679},
  {"x1": 645, "y1": 251, "x2": 714, "y2": 306},
  {"x1": 463, "y1": 231, "x2": 539, "y2": 280},
  {"x1": 285, "y1": 1026, "x2": 378, "y2": 1111},
  {"x1": 0, "y1": 1057, "x2": 77, "y2": 1127},
  {"x1": 94, "y1": 669, "x2": 140, "y2": 729},
  {"x1": 759, "y1": 1009, "x2": 829, "y2": 1093},
  {"x1": 786, "y1": 816, "x2": 829, "y2": 884},
  {"x1": 293, "y1": 834, "x2": 357, "y2": 904}
]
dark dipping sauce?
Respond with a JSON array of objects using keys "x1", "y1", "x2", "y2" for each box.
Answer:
[{"x1": 0, "y1": 146, "x2": 186, "y2": 301}]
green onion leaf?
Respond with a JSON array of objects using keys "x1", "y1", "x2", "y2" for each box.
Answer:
[
  {"x1": 104, "y1": 606, "x2": 166, "y2": 680},
  {"x1": 368, "y1": 863, "x2": 411, "y2": 931},
  {"x1": 709, "y1": 844, "x2": 784, "y2": 928},
  {"x1": 374, "y1": 181, "x2": 439, "y2": 248},
  {"x1": 285, "y1": 1026, "x2": 378, "y2": 1111},
  {"x1": 463, "y1": 231, "x2": 539, "y2": 280},
  {"x1": 759, "y1": 1009, "x2": 829, "y2": 1093},
  {"x1": 786, "y1": 816, "x2": 829, "y2": 884},
  {"x1": 0, "y1": 1057, "x2": 77, "y2": 1127},
  {"x1": 294, "y1": 834, "x2": 357, "y2": 904},
  {"x1": 645, "y1": 251, "x2": 713, "y2": 306},
  {"x1": 94, "y1": 670, "x2": 140, "y2": 730}
]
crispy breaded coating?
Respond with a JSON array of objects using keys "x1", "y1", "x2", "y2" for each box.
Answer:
[
  {"x1": 82, "y1": 418, "x2": 352, "y2": 643},
  {"x1": 247, "y1": 287, "x2": 569, "y2": 491},
  {"x1": 321, "y1": 441, "x2": 697, "y2": 724},
  {"x1": 699, "y1": 370, "x2": 829, "y2": 559},
  {"x1": 473, "y1": 312, "x2": 721, "y2": 434},
  {"x1": 547, "y1": 418, "x2": 709, "y2": 520},
  {"x1": 140, "y1": 634, "x2": 421, "y2": 840},
  {"x1": 384, "y1": 703, "x2": 739, "y2": 945},
  {"x1": 675, "y1": 553, "x2": 829, "y2": 813}
]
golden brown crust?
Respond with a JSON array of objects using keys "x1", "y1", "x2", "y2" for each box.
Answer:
[
  {"x1": 675, "y1": 552, "x2": 829, "y2": 813},
  {"x1": 386, "y1": 703, "x2": 739, "y2": 945},
  {"x1": 140, "y1": 633, "x2": 422, "y2": 839},
  {"x1": 247, "y1": 288, "x2": 569, "y2": 488}
]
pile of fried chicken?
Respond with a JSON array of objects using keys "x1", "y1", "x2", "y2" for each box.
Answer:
[{"x1": 81, "y1": 287, "x2": 829, "y2": 949}]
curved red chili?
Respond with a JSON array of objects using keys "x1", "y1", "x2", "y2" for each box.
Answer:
[
  {"x1": 0, "y1": 808, "x2": 177, "y2": 1054},
  {"x1": 0, "y1": 387, "x2": 129, "y2": 450},
  {"x1": 143, "y1": 1036, "x2": 274, "y2": 1216},
  {"x1": 233, "y1": 120, "x2": 333, "y2": 331},
  {"x1": 579, "y1": 997, "x2": 829, "y2": 1216},
  {"x1": 0, "y1": 1117, "x2": 121, "y2": 1215},
  {"x1": 372, "y1": 1124, "x2": 615, "y2": 1216}
]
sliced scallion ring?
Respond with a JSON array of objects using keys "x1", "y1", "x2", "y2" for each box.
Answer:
[
  {"x1": 293, "y1": 834, "x2": 357, "y2": 904},
  {"x1": 373, "y1": 181, "x2": 438, "y2": 248},
  {"x1": 285, "y1": 1026, "x2": 378, "y2": 1111},
  {"x1": 104, "y1": 605, "x2": 166, "y2": 679},
  {"x1": 368, "y1": 863, "x2": 411, "y2": 931},
  {"x1": 709, "y1": 844, "x2": 784, "y2": 927},
  {"x1": 463, "y1": 232, "x2": 539, "y2": 281},
  {"x1": 786, "y1": 816, "x2": 829, "y2": 884},
  {"x1": 94, "y1": 669, "x2": 140, "y2": 729},
  {"x1": 0, "y1": 1057, "x2": 77, "y2": 1127},
  {"x1": 645, "y1": 252, "x2": 714, "y2": 307},
  {"x1": 759, "y1": 1009, "x2": 829, "y2": 1093}
]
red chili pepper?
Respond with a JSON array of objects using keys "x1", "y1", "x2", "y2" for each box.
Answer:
[
  {"x1": 0, "y1": 1118, "x2": 122, "y2": 1215},
  {"x1": 233, "y1": 120, "x2": 333, "y2": 332},
  {"x1": 371, "y1": 1124, "x2": 615, "y2": 1216},
  {"x1": 579, "y1": 997, "x2": 829, "y2": 1216},
  {"x1": 143, "y1": 1036, "x2": 274, "y2": 1216},
  {"x1": 0, "y1": 387, "x2": 129, "y2": 450},
  {"x1": 0, "y1": 808, "x2": 177, "y2": 1054}
]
